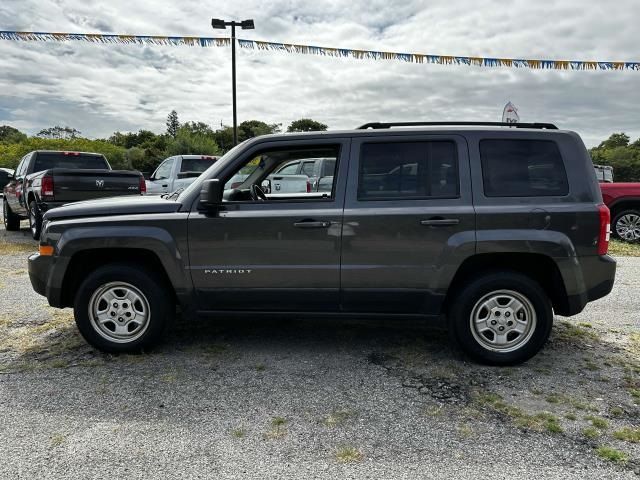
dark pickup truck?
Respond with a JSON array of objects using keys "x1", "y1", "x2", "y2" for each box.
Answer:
[
  {"x1": 3, "y1": 150, "x2": 145, "y2": 239},
  {"x1": 28, "y1": 122, "x2": 616, "y2": 365}
]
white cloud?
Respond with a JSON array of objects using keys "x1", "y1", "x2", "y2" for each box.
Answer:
[{"x1": 0, "y1": 0, "x2": 639, "y2": 146}]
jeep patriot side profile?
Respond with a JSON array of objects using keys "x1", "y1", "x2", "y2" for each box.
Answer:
[{"x1": 28, "y1": 122, "x2": 616, "y2": 365}]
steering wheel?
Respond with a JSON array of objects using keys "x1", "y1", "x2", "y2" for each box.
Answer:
[{"x1": 250, "y1": 184, "x2": 268, "y2": 202}]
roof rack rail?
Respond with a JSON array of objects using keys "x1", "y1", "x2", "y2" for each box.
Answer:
[{"x1": 357, "y1": 121, "x2": 558, "y2": 130}]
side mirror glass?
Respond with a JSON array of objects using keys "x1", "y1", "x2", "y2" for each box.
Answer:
[
  {"x1": 200, "y1": 179, "x2": 223, "y2": 207},
  {"x1": 260, "y1": 179, "x2": 272, "y2": 194}
]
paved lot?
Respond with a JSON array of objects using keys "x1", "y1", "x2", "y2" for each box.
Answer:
[{"x1": 0, "y1": 218, "x2": 639, "y2": 479}]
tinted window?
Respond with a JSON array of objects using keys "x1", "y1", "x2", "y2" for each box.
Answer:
[
  {"x1": 321, "y1": 159, "x2": 336, "y2": 177},
  {"x1": 180, "y1": 158, "x2": 216, "y2": 173},
  {"x1": 300, "y1": 161, "x2": 316, "y2": 177},
  {"x1": 480, "y1": 140, "x2": 568, "y2": 197},
  {"x1": 33, "y1": 153, "x2": 109, "y2": 172},
  {"x1": 358, "y1": 141, "x2": 458, "y2": 200}
]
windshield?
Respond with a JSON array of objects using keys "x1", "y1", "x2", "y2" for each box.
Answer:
[
  {"x1": 34, "y1": 153, "x2": 109, "y2": 171},
  {"x1": 176, "y1": 141, "x2": 248, "y2": 203}
]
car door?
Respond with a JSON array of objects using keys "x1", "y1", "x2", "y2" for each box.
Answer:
[
  {"x1": 6, "y1": 155, "x2": 29, "y2": 214},
  {"x1": 146, "y1": 157, "x2": 176, "y2": 194},
  {"x1": 340, "y1": 134, "x2": 475, "y2": 314},
  {"x1": 188, "y1": 137, "x2": 349, "y2": 312}
]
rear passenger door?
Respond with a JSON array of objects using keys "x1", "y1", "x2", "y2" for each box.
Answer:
[{"x1": 340, "y1": 134, "x2": 475, "y2": 314}]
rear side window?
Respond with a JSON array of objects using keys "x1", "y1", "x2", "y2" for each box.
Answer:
[
  {"x1": 33, "y1": 153, "x2": 109, "y2": 171},
  {"x1": 358, "y1": 141, "x2": 459, "y2": 200},
  {"x1": 180, "y1": 158, "x2": 215, "y2": 173},
  {"x1": 480, "y1": 139, "x2": 568, "y2": 197}
]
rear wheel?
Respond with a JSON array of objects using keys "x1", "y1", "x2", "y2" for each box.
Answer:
[
  {"x1": 2, "y1": 197, "x2": 20, "y2": 231},
  {"x1": 448, "y1": 271, "x2": 553, "y2": 365},
  {"x1": 73, "y1": 263, "x2": 173, "y2": 353},
  {"x1": 28, "y1": 200, "x2": 42, "y2": 240},
  {"x1": 613, "y1": 209, "x2": 640, "y2": 242}
]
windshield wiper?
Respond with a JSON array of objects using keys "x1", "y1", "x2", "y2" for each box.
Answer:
[{"x1": 162, "y1": 188, "x2": 184, "y2": 200}]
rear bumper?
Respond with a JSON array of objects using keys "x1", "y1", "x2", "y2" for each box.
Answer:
[{"x1": 561, "y1": 255, "x2": 616, "y2": 316}]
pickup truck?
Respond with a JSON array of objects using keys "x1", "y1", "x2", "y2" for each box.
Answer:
[
  {"x1": 29, "y1": 122, "x2": 616, "y2": 365},
  {"x1": 3, "y1": 150, "x2": 145, "y2": 239},
  {"x1": 600, "y1": 182, "x2": 640, "y2": 242},
  {"x1": 146, "y1": 155, "x2": 218, "y2": 195}
]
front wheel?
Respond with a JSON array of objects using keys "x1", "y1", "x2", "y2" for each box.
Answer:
[
  {"x1": 613, "y1": 209, "x2": 640, "y2": 243},
  {"x1": 73, "y1": 264, "x2": 174, "y2": 353},
  {"x1": 3, "y1": 198, "x2": 20, "y2": 231},
  {"x1": 448, "y1": 271, "x2": 553, "y2": 365},
  {"x1": 28, "y1": 200, "x2": 42, "y2": 240}
]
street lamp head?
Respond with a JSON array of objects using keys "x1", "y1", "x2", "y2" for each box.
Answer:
[
  {"x1": 241, "y1": 19, "x2": 255, "y2": 30},
  {"x1": 211, "y1": 18, "x2": 227, "y2": 29}
]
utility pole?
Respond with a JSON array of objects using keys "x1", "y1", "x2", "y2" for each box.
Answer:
[{"x1": 211, "y1": 18, "x2": 255, "y2": 146}]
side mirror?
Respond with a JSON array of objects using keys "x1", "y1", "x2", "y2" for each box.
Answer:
[
  {"x1": 200, "y1": 179, "x2": 223, "y2": 207},
  {"x1": 260, "y1": 179, "x2": 272, "y2": 194}
]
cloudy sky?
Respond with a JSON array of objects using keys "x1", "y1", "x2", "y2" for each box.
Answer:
[{"x1": 0, "y1": 0, "x2": 638, "y2": 147}]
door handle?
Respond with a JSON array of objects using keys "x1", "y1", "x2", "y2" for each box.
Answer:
[
  {"x1": 294, "y1": 220, "x2": 331, "y2": 228},
  {"x1": 162, "y1": 184, "x2": 168, "y2": 187},
  {"x1": 420, "y1": 218, "x2": 460, "y2": 226}
]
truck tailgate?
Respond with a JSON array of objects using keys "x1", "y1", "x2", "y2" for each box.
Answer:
[{"x1": 51, "y1": 169, "x2": 141, "y2": 202}]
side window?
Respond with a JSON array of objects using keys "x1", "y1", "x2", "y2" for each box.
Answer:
[
  {"x1": 222, "y1": 145, "x2": 340, "y2": 202},
  {"x1": 357, "y1": 141, "x2": 459, "y2": 200},
  {"x1": 153, "y1": 158, "x2": 175, "y2": 180},
  {"x1": 16, "y1": 156, "x2": 28, "y2": 177},
  {"x1": 277, "y1": 161, "x2": 300, "y2": 175},
  {"x1": 480, "y1": 139, "x2": 569, "y2": 197},
  {"x1": 321, "y1": 159, "x2": 336, "y2": 177},
  {"x1": 300, "y1": 161, "x2": 316, "y2": 177}
]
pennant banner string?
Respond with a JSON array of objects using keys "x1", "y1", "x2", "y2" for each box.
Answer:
[{"x1": 0, "y1": 30, "x2": 638, "y2": 71}]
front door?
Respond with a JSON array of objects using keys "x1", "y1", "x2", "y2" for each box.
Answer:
[
  {"x1": 188, "y1": 138, "x2": 349, "y2": 312},
  {"x1": 340, "y1": 134, "x2": 475, "y2": 314}
]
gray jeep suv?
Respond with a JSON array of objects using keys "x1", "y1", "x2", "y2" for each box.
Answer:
[{"x1": 28, "y1": 122, "x2": 616, "y2": 365}]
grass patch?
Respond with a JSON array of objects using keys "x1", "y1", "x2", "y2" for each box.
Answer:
[
  {"x1": 0, "y1": 242, "x2": 36, "y2": 255},
  {"x1": 596, "y1": 446, "x2": 628, "y2": 463},
  {"x1": 583, "y1": 427, "x2": 600, "y2": 439},
  {"x1": 554, "y1": 321, "x2": 600, "y2": 343},
  {"x1": 50, "y1": 434, "x2": 66, "y2": 447},
  {"x1": 608, "y1": 239, "x2": 640, "y2": 257},
  {"x1": 255, "y1": 364, "x2": 266, "y2": 372},
  {"x1": 610, "y1": 407, "x2": 624, "y2": 417},
  {"x1": 335, "y1": 446, "x2": 363, "y2": 463},
  {"x1": 474, "y1": 391, "x2": 563, "y2": 433},
  {"x1": 264, "y1": 417, "x2": 287, "y2": 439},
  {"x1": 565, "y1": 413, "x2": 577, "y2": 421},
  {"x1": 457, "y1": 423, "x2": 474, "y2": 438},
  {"x1": 231, "y1": 428, "x2": 246, "y2": 438},
  {"x1": 585, "y1": 415, "x2": 609, "y2": 430},
  {"x1": 545, "y1": 394, "x2": 562, "y2": 404},
  {"x1": 613, "y1": 427, "x2": 640, "y2": 443},
  {"x1": 324, "y1": 409, "x2": 355, "y2": 428}
]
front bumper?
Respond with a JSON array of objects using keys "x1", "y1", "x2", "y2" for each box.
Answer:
[{"x1": 28, "y1": 253, "x2": 63, "y2": 306}]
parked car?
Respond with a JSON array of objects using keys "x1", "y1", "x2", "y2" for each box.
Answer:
[
  {"x1": 0, "y1": 168, "x2": 14, "y2": 193},
  {"x1": 594, "y1": 164, "x2": 613, "y2": 183},
  {"x1": 600, "y1": 182, "x2": 640, "y2": 242},
  {"x1": 146, "y1": 155, "x2": 218, "y2": 195},
  {"x1": 273, "y1": 157, "x2": 335, "y2": 192},
  {"x1": 29, "y1": 121, "x2": 616, "y2": 365},
  {"x1": 3, "y1": 150, "x2": 145, "y2": 239}
]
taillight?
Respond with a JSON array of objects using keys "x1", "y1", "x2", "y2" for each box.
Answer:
[
  {"x1": 139, "y1": 175, "x2": 146, "y2": 195},
  {"x1": 306, "y1": 180, "x2": 311, "y2": 193},
  {"x1": 41, "y1": 175, "x2": 54, "y2": 199},
  {"x1": 597, "y1": 204, "x2": 610, "y2": 255},
  {"x1": 63, "y1": 151, "x2": 80, "y2": 156}
]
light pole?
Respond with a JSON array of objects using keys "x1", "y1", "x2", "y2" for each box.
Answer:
[{"x1": 212, "y1": 18, "x2": 255, "y2": 147}]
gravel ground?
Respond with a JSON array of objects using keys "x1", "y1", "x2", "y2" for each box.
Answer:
[{"x1": 0, "y1": 216, "x2": 639, "y2": 479}]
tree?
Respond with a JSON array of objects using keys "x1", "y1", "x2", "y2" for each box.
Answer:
[
  {"x1": 287, "y1": 118, "x2": 328, "y2": 132},
  {"x1": 37, "y1": 126, "x2": 81, "y2": 139},
  {"x1": 181, "y1": 121, "x2": 215, "y2": 137},
  {"x1": 164, "y1": 125, "x2": 220, "y2": 157},
  {"x1": 109, "y1": 130, "x2": 157, "y2": 149},
  {"x1": 597, "y1": 133, "x2": 630, "y2": 150},
  {"x1": 238, "y1": 120, "x2": 281, "y2": 142},
  {"x1": 166, "y1": 110, "x2": 180, "y2": 138},
  {"x1": 0, "y1": 125, "x2": 27, "y2": 143}
]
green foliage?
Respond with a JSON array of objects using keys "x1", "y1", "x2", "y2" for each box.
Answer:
[
  {"x1": 238, "y1": 120, "x2": 281, "y2": 142},
  {"x1": 166, "y1": 110, "x2": 180, "y2": 138},
  {"x1": 163, "y1": 126, "x2": 220, "y2": 157},
  {"x1": 0, "y1": 125, "x2": 27, "y2": 143},
  {"x1": 37, "y1": 126, "x2": 81, "y2": 139},
  {"x1": 590, "y1": 132, "x2": 640, "y2": 182},
  {"x1": 287, "y1": 118, "x2": 328, "y2": 132}
]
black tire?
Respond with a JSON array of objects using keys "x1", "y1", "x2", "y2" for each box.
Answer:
[
  {"x1": 448, "y1": 271, "x2": 553, "y2": 365},
  {"x1": 3, "y1": 197, "x2": 20, "y2": 231},
  {"x1": 28, "y1": 200, "x2": 42, "y2": 240},
  {"x1": 612, "y1": 209, "x2": 640, "y2": 243},
  {"x1": 73, "y1": 263, "x2": 174, "y2": 353}
]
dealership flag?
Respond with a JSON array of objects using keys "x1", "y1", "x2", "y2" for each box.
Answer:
[{"x1": 502, "y1": 102, "x2": 520, "y2": 123}]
